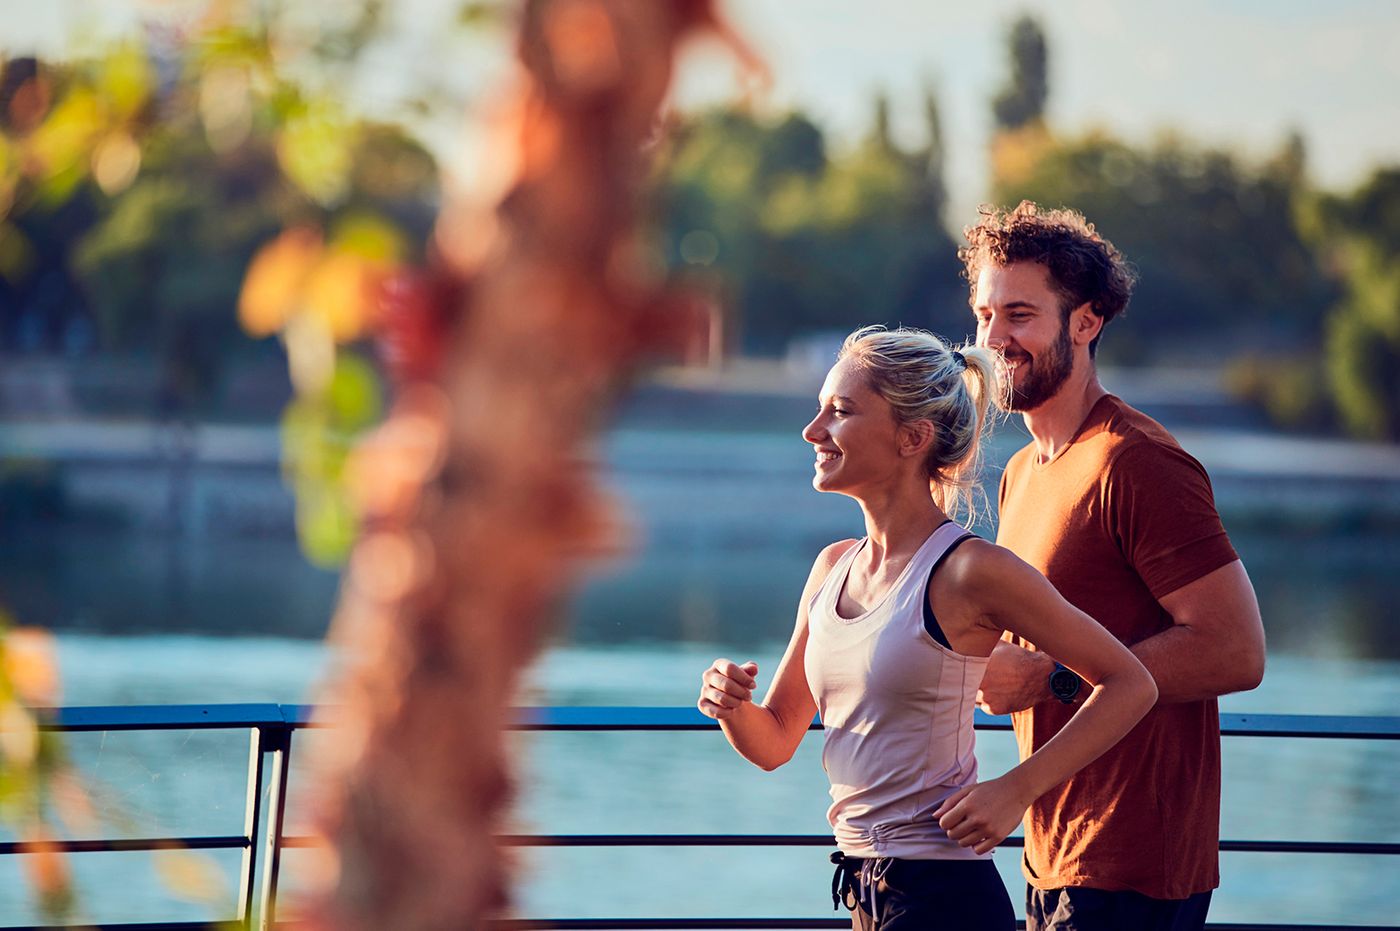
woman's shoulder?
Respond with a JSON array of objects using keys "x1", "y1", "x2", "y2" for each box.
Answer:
[
  {"x1": 814, "y1": 538, "x2": 861, "y2": 572},
  {"x1": 937, "y1": 536, "x2": 1035, "y2": 604},
  {"x1": 797, "y1": 538, "x2": 861, "y2": 604}
]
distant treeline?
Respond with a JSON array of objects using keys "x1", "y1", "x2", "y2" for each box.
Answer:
[
  {"x1": 653, "y1": 16, "x2": 1399, "y2": 441},
  {"x1": 1, "y1": 14, "x2": 1396, "y2": 439}
]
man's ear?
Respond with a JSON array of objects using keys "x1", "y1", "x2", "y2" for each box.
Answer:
[
  {"x1": 900, "y1": 419, "x2": 936, "y2": 459},
  {"x1": 1068, "y1": 301, "x2": 1104, "y2": 348}
]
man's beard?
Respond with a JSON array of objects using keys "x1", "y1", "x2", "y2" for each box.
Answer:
[{"x1": 998, "y1": 322, "x2": 1073, "y2": 412}]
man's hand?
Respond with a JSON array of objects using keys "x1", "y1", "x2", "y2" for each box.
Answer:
[
  {"x1": 976, "y1": 640, "x2": 1055, "y2": 715},
  {"x1": 698, "y1": 659, "x2": 759, "y2": 720}
]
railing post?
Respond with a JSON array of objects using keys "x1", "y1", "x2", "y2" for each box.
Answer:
[
  {"x1": 238, "y1": 727, "x2": 268, "y2": 929},
  {"x1": 257, "y1": 725, "x2": 293, "y2": 931}
]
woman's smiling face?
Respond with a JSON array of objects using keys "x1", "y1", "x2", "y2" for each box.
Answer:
[{"x1": 801, "y1": 356, "x2": 905, "y2": 495}]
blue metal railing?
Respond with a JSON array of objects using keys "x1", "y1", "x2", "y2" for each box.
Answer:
[{"x1": 3, "y1": 705, "x2": 1396, "y2": 931}]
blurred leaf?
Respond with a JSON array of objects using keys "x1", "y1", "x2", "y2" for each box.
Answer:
[
  {"x1": 239, "y1": 227, "x2": 325, "y2": 337},
  {"x1": 327, "y1": 352, "x2": 384, "y2": 431},
  {"x1": 96, "y1": 43, "x2": 153, "y2": 121},
  {"x1": 296, "y1": 482, "x2": 357, "y2": 568},
  {"x1": 284, "y1": 309, "x2": 337, "y2": 396},
  {"x1": 20, "y1": 830, "x2": 74, "y2": 922},
  {"x1": 458, "y1": 1, "x2": 510, "y2": 27},
  {"x1": 278, "y1": 100, "x2": 353, "y2": 205},
  {"x1": 28, "y1": 86, "x2": 104, "y2": 186},
  {"x1": 91, "y1": 130, "x2": 142, "y2": 194},
  {"x1": 280, "y1": 398, "x2": 331, "y2": 484},
  {"x1": 0, "y1": 629, "x2": 60, "y2": 706},
  {"x1": 332, "y1": 212, "x2": 406, "y2": 264},
  {"x1": 304, "y1": 250, "x2": 379, "y2": 343},
  {"x1": 0, "y1": 137, "x2": 17, "y2": 217},
  {"x1": 0, "y1": 222, "x2": 37, "y2": 283},
  {"x1": 0, "y1": 701, "x2": 39, "y2": 768},
  {"x1": 199, "y1": 65, "x2": 254, "y2": 153}
]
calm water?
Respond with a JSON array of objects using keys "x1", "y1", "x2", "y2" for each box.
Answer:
[
  {"x1": 0, "y1": 635, "x2": 1394, "y2": 926},
  {"x1": 1, "y1": 424, "x2": 1398, "y2": 925}
]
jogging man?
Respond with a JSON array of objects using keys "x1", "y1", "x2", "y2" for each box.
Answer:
[{"x1": 965, "y1": 201, "x2": 1266, "y2": 930}]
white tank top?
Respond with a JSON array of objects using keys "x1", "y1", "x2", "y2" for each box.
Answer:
[{"x1": 805, "y1": 520, "x2": 991, "y2": 859}]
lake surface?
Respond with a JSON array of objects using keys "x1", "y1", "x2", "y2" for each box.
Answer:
[
  {"x1": 0, "y1": 635, "x2": 1395, "y2": 927},
  {"x1": 1, "y1": 420, "x2": 1398, "y2": 925}
]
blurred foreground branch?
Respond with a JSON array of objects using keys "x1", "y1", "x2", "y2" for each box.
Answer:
[{"x1": 305, "y1": 2, "x2": 734, "y2": 927}]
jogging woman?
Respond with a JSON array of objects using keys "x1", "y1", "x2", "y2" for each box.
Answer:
[{"x1": 697, "y1": 326, "x2": 1157, "y2": 930}]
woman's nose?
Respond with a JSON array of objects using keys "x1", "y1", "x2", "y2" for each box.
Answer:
[{"x1": 801, "y1": 415, "x2": 824, "y2": 444}]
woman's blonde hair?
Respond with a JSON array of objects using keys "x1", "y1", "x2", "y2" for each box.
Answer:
[{"x1": 837, "y1": 325, "x2": 1002, "y2": 523}]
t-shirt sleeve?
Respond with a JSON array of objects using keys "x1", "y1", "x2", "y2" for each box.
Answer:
[{"x1": 1103, "y1": 438, "x2": 1239, "y2": 600}]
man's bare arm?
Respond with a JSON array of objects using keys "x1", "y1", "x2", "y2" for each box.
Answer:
[
  {"x1": 978, "y1": 559, "x2": 1265, "y2": 713},
  {"x1": 1132, "y1": 559, "x2": 1265, "y2": 703}
]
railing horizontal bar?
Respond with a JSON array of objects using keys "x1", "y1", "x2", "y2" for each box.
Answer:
[
  {"x1": 492, "y1": 834, "x2": 1400, "y2": 855},
  {"x1": 279, "y1": 704, "x2": 329, "y2": 729},
  {"x1": 6, "y1": 922, "x2": 1394, "y2": 931},
  {"x1": 0, "y1": 835, "x2": 249, "y2": 855},
  {"x1": 506, "y1": 706, "x2": 1400, "y2": 739},
  {"x1": 497, "y1": 833, "x2": 846, "y2": 847},
  {"x1": 1220, "y1": 840, "x2": 1400, "y2": 855},
  {"x1": 279, "y1": 832, "x2": 1400, "y2": 856},
  {"x1": 504, "y1": 920, "x2": 1400, "y2": 931},
  {"x1": 1, "y1": 923, "x2": 228, "y2": 930},
  {"x1": 478, "y1": 921, "x2": 1399, "y2": 931},
  {"x1": 18, "y1": 705, "x2": 1400, "y2": 740},
  {"x1": 38, "y1": 704, "x2": 288, "y2": 731},
  {"x1": 1220, "y1": 713, "x2": 1400, "y2": 740},
  {"x1": 484, "y1": 922, "x2": 876, "y2": 930},
  {"x1": 1208, "y1": 926, "x2": 1400, "y2": 931}
]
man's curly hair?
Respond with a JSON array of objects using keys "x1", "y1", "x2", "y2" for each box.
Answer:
[{"x1": 959, "y1": 201, "x2": 1138, "y2": 355}]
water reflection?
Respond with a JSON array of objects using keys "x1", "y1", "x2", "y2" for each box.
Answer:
[{"x1": 3, "y1": 521, "x2": 1397, "y2": 661}]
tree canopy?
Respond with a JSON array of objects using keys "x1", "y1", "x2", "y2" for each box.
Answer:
[{"x1": 657, "y1": 91, "x2": 965, "y2": 354}]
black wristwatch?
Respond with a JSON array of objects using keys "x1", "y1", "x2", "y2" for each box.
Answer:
[{"x1": 1049, "y1": 663, "x2": 1081, "y2": 704}]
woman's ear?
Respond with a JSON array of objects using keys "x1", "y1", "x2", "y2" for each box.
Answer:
[{"x1": 900, "y1": 419, "x2": 936, "y2": 459}]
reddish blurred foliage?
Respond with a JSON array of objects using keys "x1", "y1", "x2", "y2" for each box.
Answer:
[
  {"x1": 301, "y1": 2, "x2": 746, "y2": 928},
  {"x1": 18, "y1": 830, "x2": 72, "y2": 917},
  {"x1": 1, "y1": 59, "x2": 51, "y2": 135},
  {"x1": 372, "y1": 264, "x2": 466, "y2": 384}
]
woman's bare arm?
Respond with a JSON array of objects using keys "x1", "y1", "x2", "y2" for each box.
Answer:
[
  {"x1": 698, "y1": 539, "x2": 857, "y2": 771},
  {"x1": 934, "y1": 542, "x2": 1157, "y2": 852}
]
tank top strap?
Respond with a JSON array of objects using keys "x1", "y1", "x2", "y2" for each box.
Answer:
[
  {"x1": 905, "y1": 520, "x2": 975, "y2": 582},
  {"x1": 809, "y1": 536, "x2": 866, "y2": 618},
  {"x1": 887, "y1": 520, "x2": 974, "y2": 617},
  {"x1": 809, "y1": 522, "x2": 973, "y2": 621}
]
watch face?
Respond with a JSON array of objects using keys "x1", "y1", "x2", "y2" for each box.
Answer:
[{"x1": 1050, "y1": 667, "x2": 1080, "y2": 702}]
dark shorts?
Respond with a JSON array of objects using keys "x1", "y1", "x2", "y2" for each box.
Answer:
[
  {"x1": 1027, "y1": 885, "x2": 1213, "y2": 931},
  {"x1": 831, "y1": 853, "x2": 1015, "y2": 931}
]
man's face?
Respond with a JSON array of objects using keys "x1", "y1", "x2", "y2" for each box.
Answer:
[{"x1": 972, "y1": 261, "x2": 1075, "y2": 412}]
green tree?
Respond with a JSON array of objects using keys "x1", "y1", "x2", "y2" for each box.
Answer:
[
  {"x1": 993, "y1": 131, "x2": 1335, "y2": 363},
  {"x1": 659, "y1": 93, "x2": 962, "y2": 354},
  {"x1": 992, "y1": 15, "x2": 1048, "y2": 132},
  {"x1": 2, "y1": 19, "x2": 440, "y2": 415},
  {"x1": 1313, "y1": 168, "x2": 1400, "y2": 439}
]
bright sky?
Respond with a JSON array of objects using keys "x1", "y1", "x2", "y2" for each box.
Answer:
[
  {"x1": 7, "y1": 0, "x2": 1399, "y2": 223},
  {"x1": 681, "y1": 0, "x2": 1400, "y2": 221}
]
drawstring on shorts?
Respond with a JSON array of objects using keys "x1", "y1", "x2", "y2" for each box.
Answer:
[{"x1": 830, "y1": 851, "x2": 894, "y2": 927}]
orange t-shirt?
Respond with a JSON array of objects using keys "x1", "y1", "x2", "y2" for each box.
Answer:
[{"x1": 997, "y1": 394, "x2": 1239, "y2": 900}]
